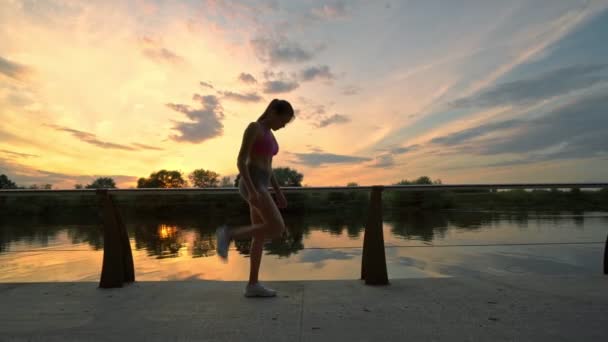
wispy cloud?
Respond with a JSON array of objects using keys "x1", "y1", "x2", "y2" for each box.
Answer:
[
  {"x1": 0, "y1": 157, "x2": 137, "y2": 189},
  {"x1": 251, "y1": 36, "x2": 317, "y2": 64},
  {"x1": 139, "y1": 36, "x2": 185, "y2": 65},
  {"x1": 429, "y1": 120, "x2": 520, "y2": 146},
  {"x1": 311, "y1": 2, "x2": 350, "y2": 20},
  {"x1": 0, "y1": 56, "x2": 30, "y2": 80},
  {"x1": 261, "y1": 70, "x2": 300, "y2": 93},
  {"x1": 238, "y1": 72, "x2": 257, "y2": 84},
  {"x1": 202, "y1": 0, "x2": 278, "y2": 26},
  {"x1": 290, "y1": 152, "x2": 371, "y2": 167},
  {"x1": 295, "y1": 97, "x2": 326, "y2": 120},
  {"x1": 317, "y1": 114, "x2": 350, "y2": 128},
  {"x1": 219, "y1": 90, "x2": 263, "y2": 102},
  {"x1": 200, "y1": 81, "x2": 214, "y2": 89},
  {"x1": 342, "y1": 85, "x2": 360, "y2": 95},
  {"x1": 451, "y1": 64, "x2": 608, "y2": 109},
  {"x1": 369, "y1": 154, "x2": 395, "y2": 168},
  {"x1": 306, "y1": 145, "x2": 324, "y2": 153},
  {"x1": 131, "y1": 143, "x2": 163, "y2": 151},
  {"x1": 295, "y1": 97, "x2": 350, "y2": 128},
  {"x1": 167, "y1": 94, "x2": 225, "y2": 143},
  {"x1": 263, "y1": 80, "x2": 299, "y2": 93},
  {"x1": 367, "y1": 144, "x2": 420, "y2": 168},
  {"x1": 46, "y1": 125, "x2": 164, "y2": 152},
  {"x1": 299, "y1": 65, "x2": 335, "y2": 82},
  {"x1": 431, "y1": 90, "x2": 608, "y2": 166},
  {"x1": 46, "y1": 125, "x2": 137, "y2": 151},
  {"x1": 389, "y1": 145, "x2": 420, "y2": 155},
  {"x1": 0, "y1": 149, "x2": 39, "y2": 158},
  {"x1": 142, "y1": 48, "x2": 184, "y2": 64}
]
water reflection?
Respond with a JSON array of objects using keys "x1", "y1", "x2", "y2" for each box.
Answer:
[
  {"x1": 1, "y1": 210, "x2": 606, "y2": 282},
  {"x1": 0, "y1": 221, "x2": 103, "y2": 253},
  {"x1": 133, "y1": 224, "x2": 185, "y2": 259},
  {"x1": 1, "y1": 210, "x2": 605, "y2": 257},
  {"x1": 192, "y1": 234, "x2": 217, "y2": 258}
]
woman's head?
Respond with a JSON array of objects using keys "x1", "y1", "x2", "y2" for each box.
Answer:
[{"x1": 258, "y1": 99, "x2": 295, "y2": 130}]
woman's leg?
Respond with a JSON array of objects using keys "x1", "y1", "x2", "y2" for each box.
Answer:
[
  {"x1": 230, "y1": 190, "x2": 285, "y2": 240},
  {"x1": 248, "y1": 205, "x2": 265, "y2": 285}
]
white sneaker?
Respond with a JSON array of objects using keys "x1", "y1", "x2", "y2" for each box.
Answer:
[
  {"x1": 215, "y1": 225, "x2": 230, "y2": 262},
  {"x1": 244, "y1": 283, "x2": 277, "y2": 297}
]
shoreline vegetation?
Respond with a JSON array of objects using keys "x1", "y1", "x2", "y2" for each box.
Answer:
[
  {"x1": 2, "y1": 173, "x2": 607, "y2": 257},
  {"x1": 2, "y1": 188, "x2": 608, "y2": 220},
  {"x1": 2, "y1": 172, "x2": 608, "y2": 219}
]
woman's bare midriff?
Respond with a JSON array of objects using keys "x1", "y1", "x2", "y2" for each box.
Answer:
[
  {"x1": 246, "y1": 154, "x2": 272, "y2": 173},
  {"x1": 247, "y1": 123, "x2": 274, "y2": 172}
]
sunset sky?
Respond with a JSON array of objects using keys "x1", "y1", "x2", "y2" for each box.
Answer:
[{"x1": 1, "y1": 0, "x2": 607, "y2": 189}]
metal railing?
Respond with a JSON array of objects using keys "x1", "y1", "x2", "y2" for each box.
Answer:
[{"x1": 2, "y1": 182, "x2": 607, "y2": 288}]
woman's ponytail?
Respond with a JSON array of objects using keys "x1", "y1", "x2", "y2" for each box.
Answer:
[
  {"x1": 257, "y1": 98, "x2": 295, "y2": 123},
  {"x1": 257, "y1": 99, "x2": 280, "y2": 121}
]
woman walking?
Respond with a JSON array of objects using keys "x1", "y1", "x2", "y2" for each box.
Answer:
[{"x1": 216, "y1": 99, "x2": 295, "y2": 297}]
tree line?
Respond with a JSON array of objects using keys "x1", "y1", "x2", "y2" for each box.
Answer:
[
  {"x1": 0, "y1": 167, "x2": 306, "y2": 189},
  {"x1": 0, "y1": 171, "x2": 442, "y2": 190}
]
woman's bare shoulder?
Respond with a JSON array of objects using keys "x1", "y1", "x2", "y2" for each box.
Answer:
[
  {"x1": 247, "y1": 121, "x2": 261, "y2": 129},
  {"x1": 243, "y1": 121, "x2": 262, "y2": 140},
  {"x1": 245, "y1": 121, "x2": 262, "y2": 133}
]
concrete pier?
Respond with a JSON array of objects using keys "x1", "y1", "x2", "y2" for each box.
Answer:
[{"x1": 2, "y1": 274, "x2": 607, "y2": 341}]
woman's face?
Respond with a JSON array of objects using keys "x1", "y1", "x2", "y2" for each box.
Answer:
[{"x1": 270, "y1": 112, "x2": 292, "y2": 130}]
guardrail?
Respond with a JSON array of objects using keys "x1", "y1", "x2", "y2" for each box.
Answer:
[{"x1": 2, "y1": 182, "x2": 607, "y2": 288}]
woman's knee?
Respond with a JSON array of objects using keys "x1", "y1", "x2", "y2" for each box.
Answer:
[{"x1": 253, "y1": 191, "x2": 285, "y2": 237}]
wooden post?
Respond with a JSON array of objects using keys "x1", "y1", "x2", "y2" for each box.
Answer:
[
  {"x1": 361, "y1": 186, "x2": 389, "y2": 285},
  {"x1": 96, "y1": 189, "x2": 135, "y2": 288},
  {"x1": 604, "y1": 232, "x2": 608, "y2": 275}
]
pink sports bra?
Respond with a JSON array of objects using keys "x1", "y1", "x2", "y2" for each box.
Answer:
[{"x1": 251, "y1": 124, "x2": 279, "y2": 156}]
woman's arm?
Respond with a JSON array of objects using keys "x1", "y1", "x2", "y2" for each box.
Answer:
[
  {"x1": 237, "y1": 122, "x2": 260, "y2": 195},
  {"x1": 270, "y1": 172, "x2": 281, "y2": 193},
  {"x1": 269, "y1": 161, "x2": 288, "y2": 208}
]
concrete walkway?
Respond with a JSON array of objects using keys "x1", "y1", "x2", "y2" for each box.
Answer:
[{"x1": 2, "y1": 274, "x2": 607, "y2": 341}]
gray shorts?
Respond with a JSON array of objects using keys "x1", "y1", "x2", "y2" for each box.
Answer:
[{"x1": 239, "y1": 166, "x2": 271, "y2": 200}]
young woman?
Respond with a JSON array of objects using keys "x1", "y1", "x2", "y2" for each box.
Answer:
[{"x1": 216, "y1": 99, "x2": 295, "y2": 297}]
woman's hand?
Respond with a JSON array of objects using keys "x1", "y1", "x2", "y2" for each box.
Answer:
[{"x1": 275, "y1": 191, "x2": 288, "y2": 209}]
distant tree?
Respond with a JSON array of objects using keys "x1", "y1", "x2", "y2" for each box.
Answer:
[
  {"x1": 85, "y1": 177, "x2": 116, "y2": 189},
  {"x1": 28, "y1": 184, "x2": 52, "y2": 189},
  {"x1": 273, "y1": 167, "x2": 303, "y2": 187},
  {"x1": 74, "y1": 184, "x2": 84, "y2": 189},
  {"x1": 137, "y1": 170, "x2": 187, "y2": 188},
  {"x1": 413, "y1": 176, "x2": 432, "y2": 184},
  {"x1": 347, "y1": 182, "x2": 359, "y2": 187},
  {"x1": 0, "y1": 174, "x2": 17, "y2": 189},
  {"x1": 220, "y1": 176, "x2": 232, "y2": 187},
  {"x1": 189, "y1": 169, "x2": 220, "y2": 187},
  {"x1": 233, "y1": 167, "x2": 304, "y2": 187},
  {"x1": 394, "y1": 176, "x2": 441, "y2": 185}
]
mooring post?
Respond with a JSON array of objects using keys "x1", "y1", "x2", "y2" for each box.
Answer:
[
  {"x1": 601, "y1": 188, "x2": 608, "y2": 275},
  {"x1": 361, "y1": 185, "x2": 389, "y2": 285},
  {"x1": 96, "y1": 189, "x2": 135, "y2": 288}
]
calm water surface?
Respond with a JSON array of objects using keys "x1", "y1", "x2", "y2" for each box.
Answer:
[{"x1": 1, "y1": 210, "x2": 606, "y2": 282}]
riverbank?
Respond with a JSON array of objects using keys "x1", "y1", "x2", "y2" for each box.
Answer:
[{"x1": 2, "y1": 188, "x2": 608, "y2": 220}]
